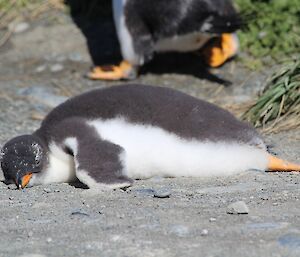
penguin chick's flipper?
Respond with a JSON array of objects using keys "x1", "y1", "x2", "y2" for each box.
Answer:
[
  {"x1": 202, "y1": 33, "x2": 239, "y2": 68},
  {"x1": 49, "y1": 118, "x2": 134, "y2": 189},
  {"x1": 88, "y1": 60, "x2": 137, "y2": 81},
  {"x1": 267, "y1": 154, "x2": 300, "y2": 172},
  {"x1": 64, "y1": 136, "x2": 133, "y2": 189}
]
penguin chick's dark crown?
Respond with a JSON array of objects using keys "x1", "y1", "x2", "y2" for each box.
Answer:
[{"x1": 0, "y1": 135, "x2": 46, "y2": 182}]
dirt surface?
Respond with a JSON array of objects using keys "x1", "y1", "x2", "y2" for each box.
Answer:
[{"x1": 0, "y1": 11, "x2": 299, "y2": 257}]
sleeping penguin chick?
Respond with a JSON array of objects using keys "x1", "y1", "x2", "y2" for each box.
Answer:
[
  {"x1": 88, "y1": 0, "x2": 242, "y2": 80},
  {"x1": 1, "y1": 84, "x2": 299, "y2": 190}
]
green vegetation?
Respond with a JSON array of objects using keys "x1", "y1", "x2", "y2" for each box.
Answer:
[
  {"x1": 243, "y1": 59, "x2": 300, "y2": 133},
  {"x1": 0, "y1": 0, "x2": 39, "y2": 10},
  {"x1": 235, "y1": 0, "x2": 300, "y2": 66}
]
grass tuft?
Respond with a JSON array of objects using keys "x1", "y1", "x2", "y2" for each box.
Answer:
[{"x1": 243, "y1": 58, "x2": 300, "y2": 133}]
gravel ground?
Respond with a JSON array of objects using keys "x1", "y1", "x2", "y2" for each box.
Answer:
[{"x1": 0, "y1": 12, "x2": 299, "y2": 257}]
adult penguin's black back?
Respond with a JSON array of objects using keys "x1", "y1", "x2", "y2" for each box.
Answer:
[{"x1": 125, "y1": 0, "x2": 242, "y2": 40}]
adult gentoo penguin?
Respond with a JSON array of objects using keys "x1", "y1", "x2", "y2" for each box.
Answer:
[
  {"x1": 1, "y1": 84, "x2": 299, "y2": 190},
  {"x1": 88, "y1": 0, "x2": 241, "y2": 80}
]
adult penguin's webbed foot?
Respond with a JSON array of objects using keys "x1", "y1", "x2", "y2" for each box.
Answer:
[
  {"x1": 88, "y1": 60, "x2": 137, "y2": 81},
  {"x1": 202, "y1": 33, "x2": 239, "y2": 68}
]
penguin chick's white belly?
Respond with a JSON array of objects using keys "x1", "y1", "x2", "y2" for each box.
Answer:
[
  {"x1": 155, "y1": 33, "x2": 211, "y2": 52},
  {"x1": 88, "y1": 117, "x2": 269, "y2": 179}
]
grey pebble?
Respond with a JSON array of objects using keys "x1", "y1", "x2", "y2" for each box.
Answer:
[
  {"x1": 201, "y1": 229, "x2": 209, "y2": 236},
  {"x1": 131, "y1": 188, "x2": 156, "y2": 197},
  {"x1": 71, "y1": 210, "x2": 89, "y2": 217},
  {"x1": 35, "y1": 65, "x2": 47, "y2": 73},
  {"x1": 209, "y1": 217, "x2": 216, "y2": 222},
  {"x1": 169, "y1": 225, "x2": 189, "y2": 237},
  {"x1": 227, "y1": 201, "x2": 249, "y2": 214},
  {"x1": 153, "y1": 189, "x2": 171, "y2": 198},
  {"x1": 10, "y1": 22, "x2": 30, "y2": 33},
  {"x1": 50, "y1": 64, "x2": 64, "y2": 73},
  {"x1": 43, "y1": 188, "x2": 51, "y2": 193},
  {"x1": 68, "y1": 52, "x2": 83, "y2": 62},
  {"x1": 55, "y1": 56, "x2": 66, "y2": 62}
]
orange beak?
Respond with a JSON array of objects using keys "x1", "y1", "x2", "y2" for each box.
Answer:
[{"x1": 18, "y1": 173, "x2": 33, "y2": 189}]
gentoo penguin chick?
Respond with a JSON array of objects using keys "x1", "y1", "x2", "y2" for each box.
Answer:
[
  {"x1": 1, "y1": 84, "x2": 299, "y2": 190},
  {"x1": 88, "y1": 0, "x2": 241, "y2": 80}
]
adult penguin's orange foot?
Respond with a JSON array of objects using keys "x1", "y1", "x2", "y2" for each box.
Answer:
[
  {"x1": 202, "y1": 33, "x2": 239, "y2": 68},
  {"x1": 88, "y1": 61, "x2": 137, "y2": 81}
]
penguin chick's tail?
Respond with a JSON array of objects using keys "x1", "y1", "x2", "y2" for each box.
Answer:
[{"x1": 267, "y1": 154, "x2": 300, "y2": 172}]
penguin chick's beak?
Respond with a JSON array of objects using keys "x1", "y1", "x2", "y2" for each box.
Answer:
[{"x1": 17, "y1": 173, "x2": 33, "y2": 189}]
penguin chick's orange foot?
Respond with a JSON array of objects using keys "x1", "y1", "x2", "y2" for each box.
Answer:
[
  {"x1": 88, "y1": 61, "x2": 137, "y2": 81},
  {"x1": 267, "y1": 155, "x2": 300, "y2": 172},
  {"x1": 202, "y1": 33, "x2": 239, "y2": 68}
]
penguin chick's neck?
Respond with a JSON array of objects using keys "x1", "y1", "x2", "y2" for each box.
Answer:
[{"x1": 28, "y1": 141, "x2": 76, "y2": 187}]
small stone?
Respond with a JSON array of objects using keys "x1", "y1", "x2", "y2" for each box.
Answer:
[
  {"x1": 56, "y1": 55, "x2": 66, "y2": 62},
  {"x1": 169, "y1": 225, "x2": 189, "y2": 237},
  {"x1": 86, "y1": 243, "x2": 92, "y2": 249},
  {"x1": 46, "y1": 237, "x2": 52, "y2": 243},
  {"x1": 116, "y1": 213, "x2": 125, "y2": 219},
  {"x1": 227, "y1": 201, "x2": 249, "y2": 214},
  {"x1": 35, "y1": 65, "x2": 47, "y2": 73},
  {"x1": 11, "y1": 22, "x2": 30, "y2": 33},
  {"x1": 9, "y1": 196, "x2": 14, "y2": 200},
  {"x1": 111, "y1": 235, "x2": 121, "y2": 242},
  {"x1": 71, "y1": 210, "x2": 89, "y2": 217},
  {"x1": 30, "y1": 112, "x2": 45, "y2": 121},
  {"x1": 201, "y1": 229, "x2": 209, "y2": 236},
  {"x1": 273, "y1": 202, "x2": 279, "y2": 206},
  {"x1": 43, "y1": 188, "x2": 51, "y2": 193},
  {"x1": 209, "y1": 218, "x2": 216, "y2": 222},
  {"x1": 28, "y1": 231, "x2": 33, "y2": 237},
  {"x1": 132, "y1": 188, "x2": 155, "y2": 197},
  {"x1": 153, "y1": 189, "x2": 171, "y2": 198},
  {"x1": 50, "y1": 64, "x2": 64, "y2": 73},
  {"x1": 69, "y1": 52, "x2": 83, "y2": 62}
]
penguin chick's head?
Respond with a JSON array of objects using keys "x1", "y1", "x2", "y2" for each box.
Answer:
[{"x1": 0, "y1": 135, "x2": 47, "y2": 189}]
